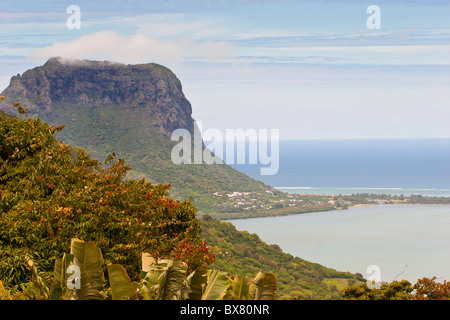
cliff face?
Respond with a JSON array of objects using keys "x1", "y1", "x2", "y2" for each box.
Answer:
[
  {"x1": 0, "y1": 57, "x2": 194, "y2": 136},
  {"x1": 0, "y1": 58, "x2": 277, "y2": 215}
]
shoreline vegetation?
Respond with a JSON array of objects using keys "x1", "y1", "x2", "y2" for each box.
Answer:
[
  {"x1": 204, "y1": 190, "x2": 450, "y2": 220},
  {"x1": 1, "y1": 96, "x2": 449, "y2": 300},
  {"x1": 0, "y1": 102, "x2": 365, "y2": 300}
]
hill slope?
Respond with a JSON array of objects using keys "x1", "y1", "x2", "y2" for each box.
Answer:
[
  {"x1": 201, "y1": 216, "x2": 363, "y2": 299},
  {"x1": 0, "y1": 105, "x2": 362, "y2": 299},
  {"x1": 0, "y1": 57, "x2": 288, "y2": 217}
]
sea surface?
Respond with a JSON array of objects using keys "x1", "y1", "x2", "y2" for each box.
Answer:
[
  {"x1": 228, "y1": 138, "x2": 450, "y2": 195},
  {"x1": 225, "y1": 139, "x2": 450, "y2": 283},
  {"x1": 229, "y1": 204, "x2": 450, "y2": 283}
]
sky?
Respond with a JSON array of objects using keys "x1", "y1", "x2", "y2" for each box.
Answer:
[{"x1": 1, "y1": 0, "x2": 449, "y2": 140}]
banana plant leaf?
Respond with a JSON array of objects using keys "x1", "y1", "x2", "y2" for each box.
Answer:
[
  {"x1": 201, "y1": 269, "x2": 232, "y2": 300},
  {"x1": 50, "y1": 253, "x2": 74, "y2": 299},
  {"x1": 231, "y1": 275, "x2": 252, "y2": 300},
  {"x1": 141, "y1": 259, "x2": 189, "y2": 300},
  {"x1": 107, "y1": 264, "x2": 138, "y2": 300},
  {"x1": 75, "y1": 270, "x2": 104, "y2": 300},
  {"x1": 70, "y1": 239, "x2": 105, "y2": 286},
  {"x1": 187, "y1": 269, "x2": 207, "y2": 300},
  {"x1": 66, "y1": 239, "x2": 105, "y2": 300},
  {"x1": 156, "y1": 260, "x2": 189, "y2": 300},
  {"x1": 249, "y1": 271, "x2": 277, "y2": 300}
]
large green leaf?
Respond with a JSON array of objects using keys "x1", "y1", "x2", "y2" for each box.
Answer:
[
  {"x1": 249, "y1": 271, "x2": 277, "y2": 300},
  {"x1": 70, "y1": 239, "x2": 104, "y2": 286},
  {"x1": 67, "y1": 239, "x2": 105, "y2": 300},
  {"x1": 76, "y1": 270, "x2": 104, "y2": 300},
  {"x1": 187, "y1": 269, "x2": 207, "y2": 300},
  {"x1": 50, "y1": 253, "x2": 74, "y2": 299},
  {"x1": 156, "y1": 260, "x2": 189, "y2": 300},
  {"x1": 231, "y1": 275, "x2": 252, "y2": 300},
  {"x1": 141, "y1": 259, "x2": 189, "y2": 300},
  {"x1": 201, "y1": 270, "x2": 232, "y2": 300},
  {"x1": 71, "y1": 240, "x2": 104, "y2": 277},
  {"x1": 107, "y1": 264, "x2": 138, "y2": 300}
]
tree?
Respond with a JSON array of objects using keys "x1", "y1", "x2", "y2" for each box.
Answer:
[
  {"x1": 0, "y1": 102, "x2": 214, "y2": 293},
  {"x1": 1, "y1": 237, "x2": 277, "y2": 300},
  {"x1": 341, "y1": 280, "x2": 413, "y2": 300},
  {"x1": 342, "y1": 277, "x2": 450, "y2": 300},
  {"x1": 413, "y1": 277, "x2": 450, "y2": 300}
]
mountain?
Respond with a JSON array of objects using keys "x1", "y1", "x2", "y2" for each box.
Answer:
[
  {"x1": 0, "y1": 57, "x2": 292, "y2": 217},
  {"x1": 0, "y1": 58, "x2": 364, "y2": 299}
]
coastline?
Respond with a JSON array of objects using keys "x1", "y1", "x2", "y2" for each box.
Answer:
[
  {"x1": 228, "y1": 203, "x2": 450, "y2": 283},
  {"x1": 215, "y1": 197, "x2": 450, "y2": 221}
]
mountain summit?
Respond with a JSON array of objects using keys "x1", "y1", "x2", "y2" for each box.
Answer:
[
  {"x1": 1, "y1": 57, "x2": 196, "y2": 136},
  {"x1": 1, "y1": 57, "x2": 286, "y2": 216}
]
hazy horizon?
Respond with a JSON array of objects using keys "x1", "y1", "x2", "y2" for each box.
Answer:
[{"x1": 1, "y1": 0, "x2": 449, "y2": 140}]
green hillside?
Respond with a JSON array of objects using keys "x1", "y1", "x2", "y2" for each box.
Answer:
[
  {"x1": 201, "y1": 215, "x2": 363, "y2": 300},
  {"x1": 0, "y1": 58, "x2": 295, "y2": 218},
  {"x1": 0, "y1": 105, "x2": 362, "y2": 299}
]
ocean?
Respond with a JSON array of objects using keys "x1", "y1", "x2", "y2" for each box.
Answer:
[
  {"x1": 228, "y1": 138, "x2": 450, "y2": 196},
  {"x1": 225, "y1": 138, "x2": 450, "y2": 283},
  {"x1": 229, "y1": 204, "x2": 450, "y2": 284}
]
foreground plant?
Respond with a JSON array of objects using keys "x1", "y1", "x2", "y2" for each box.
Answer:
[
  {"x1": 341, "y1": 277, "x2": 450, "y2": 300},
  {"x1": 0, "y1": 101, "x2": 212, "y2": 293},
  {"x1": 8, "y1": 238, "x2": 277, "y2": 300}
]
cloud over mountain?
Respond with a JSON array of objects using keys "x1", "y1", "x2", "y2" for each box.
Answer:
[{"x1": 30, "y1": 30, "x2": 235, "y2": 65}]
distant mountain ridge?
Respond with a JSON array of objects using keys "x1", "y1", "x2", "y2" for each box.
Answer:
[{"x1": 0, "y1": 57, "x2": 284, "y2": 216}]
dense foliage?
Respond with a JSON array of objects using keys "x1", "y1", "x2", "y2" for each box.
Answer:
[
  {"x1": 1, "y1": 102, "x2": 358, "y2": 300},
  {"x1": 0, "y1": 238, "x2": 276, "y2": 300},
  {"x1": 341, "y1": 277, "x2": 450, "y2": 300},
  {"x1": 13, "y1": 99, "x2": 281, "y2": 215},
  {"x1": 0, "y1": 103, "x2": 212, "y2": 294},
  {"x1": 4, "y1": 100, "x2": 446, "y2": 301}
]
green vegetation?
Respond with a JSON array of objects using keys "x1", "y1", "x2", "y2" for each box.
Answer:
[
  {"x1": 2, "y1": 95, "x2": 447, "y2": 301},
  {"x1": 46, "y1": 102, "x2": 280, "y2": 213},
  {"x1": 0, "y1": 102, "x2": 362, "y2": 300},
  {"x1": 3, "y1": 59, "x2": 449, "y2": 220},
  {"x1": 341, "y1": 277, "x2": 450, "y2": 300},
  {"x1": 338, "y1": 193, "x2": 450, "y2": 205},
  {"x1": 0, "y1": 103, "x2": 211, "y2": 295},
  {"x1": 0, "y1": 58, "x2": 285, "y2": 217},
  {"x1": 0, "y1": 237, "x2": 277, "y2": 300}
]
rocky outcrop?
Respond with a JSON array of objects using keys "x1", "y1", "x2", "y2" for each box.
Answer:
[
  {"x1": 0, "y1": 57, "x2": 195, "y2": 136},
  {"x1": 0, "y1": 57, "x2": 274, "y2": 214}
]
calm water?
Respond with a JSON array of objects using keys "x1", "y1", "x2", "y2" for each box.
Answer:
[
  {"x1": 226, "y1": 139, "x2": 450, "y2": 282},
  {"x1": 275, "y1": 187, "x2": 450, "y2": 197},
  {"x1": 229, "y1": 138, "x2": 450, "y2": 191},
  {"x1": 228, "y1": 204, "x2": 450, "y2": 283}
]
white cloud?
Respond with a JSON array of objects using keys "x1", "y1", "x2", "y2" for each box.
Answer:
[{"x1": 29, "y1": 30, "x2": 235, "y2": 65}]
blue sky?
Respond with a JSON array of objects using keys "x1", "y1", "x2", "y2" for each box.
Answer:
[{"x1": 1, "y1": 0, "x2": 449, "y2": 139}]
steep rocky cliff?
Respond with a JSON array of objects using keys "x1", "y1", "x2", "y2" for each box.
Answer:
[
  {"x1": 0, "y1": 57, "x2": 283, "y2": 216},
  {"x1": 1, "y1": 57, "x2": 195, "y2": 136}
]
